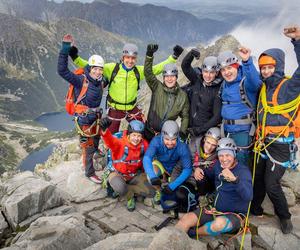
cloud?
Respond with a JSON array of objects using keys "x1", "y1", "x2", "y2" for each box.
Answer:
[{"x1": 229, "y1": 1, "x2": 300, "y2": 75}]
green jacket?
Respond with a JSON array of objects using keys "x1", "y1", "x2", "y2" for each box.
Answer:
[
  {"x1": 74, "y1": 55, "x2": 176, "y2": 111},
  {"x1": 144, "y1": 56, "x2": 189, "y2": 134}
]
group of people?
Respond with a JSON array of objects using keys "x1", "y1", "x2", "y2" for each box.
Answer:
[{"x1": 57, "y1": 25, "x2": 300, "y2": 238}]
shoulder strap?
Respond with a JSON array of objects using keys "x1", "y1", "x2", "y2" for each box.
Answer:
[
  {"x1": 133, "y1": 66, "x2": 141, "y2": 90},
  {"x1": 239, "y1": 76, "x2": 253, "y2": 109},
  {"x1": 109, "y1": 63, "x2": 120, "y2": 86},
  {"x1": 75, "y1": 74, "x2": 88, "y2": 105},
  {"x1": 272, "y1": 78, "x2": 288, "y2": 104}
]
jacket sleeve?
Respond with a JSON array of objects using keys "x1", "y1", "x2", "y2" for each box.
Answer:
[
  {"x1": 73, "y1": 56, "x2": 88, "y2": 68},
  {"x1": 168, "y1": 143, "x2": 192, "y2": 190},
  {"x1": 144, "y1": 56, "x2": 163, "y2": 91},
  {"x1": 181, "y1": 51, "x2": 199, "y2": 84},
  {"x1": 195, "y1": 94, "x2": 222, "y2": 134},
  {"x1": 235, "y1": 167, "x2": 253, "y2": 201},
  {"x1": 100, "y1": 129, "x2": 122, "y2": 152},
  {"x1": 179, "y1": 94, "x2": 190, "y2": 134},
  {"x1": 57, "y1": 52, "x2": 83, "y2": 88},
  {"x1": 282, "y1": 39, "x2": 300, "y2": 98},
  {"x1": 143, "y1": 138, "x2": 159, "y2": 179},
  {"x1": 242, "y1": 57, "x2": 262, "y2": 94}
]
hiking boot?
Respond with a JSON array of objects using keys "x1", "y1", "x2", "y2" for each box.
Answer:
[
  {"x1": 127, "y1": 197, "x2": 136, "y2": 212},
  {"x1": 153, "y1": 190, "x2": 161, "y2": 205},
  {"x1": 88, "y1": 175, "x2": 102, "y2": 184},
  {"x1": 280, "y1": 218, "x2": 293, "y2": 234}
]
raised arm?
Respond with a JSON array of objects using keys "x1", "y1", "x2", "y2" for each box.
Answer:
[
  {"x1": 57, "y1": 35, "x2": 83, "y2": 88},
  {"x1": 144, "y1": 44, "x2": 162, "y2": 91},
  {"x1": 181, "y1": 49, "x2": 201, "y2": 84}
]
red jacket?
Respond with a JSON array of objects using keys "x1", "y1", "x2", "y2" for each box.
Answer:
[{"x1": 101, "y1": 129, "x2": 148, "y2": 179}]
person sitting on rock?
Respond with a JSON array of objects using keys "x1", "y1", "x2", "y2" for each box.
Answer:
[
  {"x1": 143, "y1": 120, "x2": 192, "y2": 208},
  {"x1": 99, "y1": 117, "x2": 155, "y2": 212},
  {"x1": 181, "y1": 48, "x2": 222, "y2": 139},
  {"x1": 175, "y1": 138, "x2": 253, "y2": 238},
  {"x1": 69, "y1": 43, "x2": 180, "y2": 134},
  {"x1": 174, "y1": 127, "x2": 221, "y2": 212},
  {"x1": 251, "y1": 25, "x2": 300, "y2": 234},
  {"x1": 57, "y1": 34, "x2": 105, "y2": 184},
  {"x1": 143, "y1": 44, "x2": 189, "y2": 141}
]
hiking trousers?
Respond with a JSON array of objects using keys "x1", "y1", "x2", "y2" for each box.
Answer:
[
  {"x1": 79, "y1": 125, "x2": 100, "y2": 177},
  {"x1": 107, "y1": 106, "x2": 144, "y2": 134},
  {"x1": 251, "y1": 142, "x2": 291, "y2": 219},
  {"x1": 108, "y1": 172, "x2": 156, "y2": 200}
]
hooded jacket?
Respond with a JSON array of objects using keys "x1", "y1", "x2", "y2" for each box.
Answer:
[
  {"x1": 57, "y1": 52, "x2": 104, "y2": 126},
  {"x1": 181, "y1": 51, "x2": 222, "y2": 136},
  {"x1": 257, "y1": 39, "x2": 300, "y2": 130}
]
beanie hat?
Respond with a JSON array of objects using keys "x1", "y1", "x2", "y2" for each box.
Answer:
[
  {"x1": 258, "y1": 55, "x2": 276, "y2": 68},
  {"x1": 217, "y1": 149, "x2": 236, "y2": 158}
]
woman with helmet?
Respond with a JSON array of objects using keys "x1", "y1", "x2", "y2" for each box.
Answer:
[
  {"x1": 69, "y1": 42, "x2": 181, "y2": 133},
  {"x1": 217, "y1": 47, "x2": 261, "y2": 167},
  {"x1": 176, "y1": 137, "x2": 253, "y2": 238},
  {"x1": 143, "y1": 44, "x2": 189, "y2": 141},
  {"x1": 99, "y1": 117, "x2": 155, "y2": 212},
  {"x1": 143, "y1": 120, "x2": 192, "y2": 206},
  {"x1": 181, "y1": 48, "x2": 223, "y2": 138},
  {"x1": 57, "y1": 34, "x2": 105, "y2": 184}
]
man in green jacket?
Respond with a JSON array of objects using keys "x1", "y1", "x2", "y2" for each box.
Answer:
[
  {"x1": 144, "y1": 44, "x2": 189, "y2": 141},
  {"x1": 69, "y1": 43, "x2": 182, "y2": 133}
]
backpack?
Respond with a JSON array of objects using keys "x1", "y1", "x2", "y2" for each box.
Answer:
[{"x1": 65, "y1": 68, "x2": 89, "y2": 115}]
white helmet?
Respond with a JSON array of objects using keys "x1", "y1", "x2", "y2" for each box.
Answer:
[
  {"x1": 88, "y1": 55, "x2": 105, "y2": 68},
  {"x1": 205, "y1": 127, "x2": 221, "y2": 141}
]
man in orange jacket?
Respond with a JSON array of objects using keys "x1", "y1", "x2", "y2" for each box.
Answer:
[{"x1": 100, "y1": 117, "x2": 155, "y2": 211}]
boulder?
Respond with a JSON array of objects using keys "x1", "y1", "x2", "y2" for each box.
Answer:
[
  {"x1": 8, "y1": 213, "x2": 102, "y2": 250},
  {"x1": 148, "y1": 227, "x2": 206, "y2": 250},
  {"x1": 0, "y1": 172, "x2": 69, "y2": 229},
  {"x1": 255, "y1": 225, "x2": 300, "y2": 250},
  {"x1": 85, "y1": 232, "x2": 154, "y2": 250}
]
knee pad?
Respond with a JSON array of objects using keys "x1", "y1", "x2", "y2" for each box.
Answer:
[{"x1": 205, "y1": 216, "x2": 233, "y2": 236}]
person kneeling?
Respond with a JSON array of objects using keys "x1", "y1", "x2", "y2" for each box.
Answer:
[
  {"x1": 100, "y1": 118, "x2": 155, "y2": 212},
  {"x1": 175, "y1": 138, "x2": 253, "y2": 237}
]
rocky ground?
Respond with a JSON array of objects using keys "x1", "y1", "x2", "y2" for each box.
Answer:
[{"x1": 0, "y1": 138, "x2": 300, "y2": 249}]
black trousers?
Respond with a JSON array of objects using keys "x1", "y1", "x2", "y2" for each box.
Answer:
[{"x1": 251, "y1": 142, "x2": 291, "y2": 219}]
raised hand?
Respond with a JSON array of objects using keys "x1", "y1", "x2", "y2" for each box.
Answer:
[
  {"x1": 238, "y1": 46, "x2": 251, "y2": 62},
  {"x1": 221, "y1": 168, "x2": 237, "y2": 182},
  {"x1": 62, "y1": 34, "x2": 74, "y2": 44},
  {"x1": 173, "y1": 45, "x2": 184, "y2": 59},
  {"x1": 146, "y1": 44, "x2": 159, "y2": 57},
  {"x1": 190, "y1": 48, "x2": 200, "y2": 60},
  {"x1": 284, "y1": 26, "x2": 300, "y2": 40}
]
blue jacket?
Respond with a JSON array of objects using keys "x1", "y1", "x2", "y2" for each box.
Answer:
[
  {"x1": 143, "y1": 135, "x2": 192, "y2": 191},
  {"x1": 204, "y1": 161, "x2": 253, "y2": 215},
  {"x1": 221, "y1": 57, "x2": 261, "y2": 133},
  {"x1": 57, "y1": 51, "x2": 104, "y2": 126},
  {"x1": 258, "y1": 39, "x2": 300, "y2": 128}
]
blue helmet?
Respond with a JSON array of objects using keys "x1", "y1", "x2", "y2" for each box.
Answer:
[{"x1": 128, "y1": 120, "x2": 145, "y2": 135}]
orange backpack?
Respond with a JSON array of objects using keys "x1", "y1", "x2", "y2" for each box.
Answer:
[{"x1": 65, "y1": 68, "x2": 89, "y2": 115}]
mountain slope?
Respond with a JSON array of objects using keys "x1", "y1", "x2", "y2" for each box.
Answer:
[{"x1": 0, "y1": 13, "x2": 140, "y2": 121}]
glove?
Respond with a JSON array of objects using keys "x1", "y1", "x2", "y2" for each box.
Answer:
[
  {"x1": 99, "y1": 117, "x2": 112, "y2": 131},
  {"x1": 146, "y1": 44, "x2": 159, "y2": 57},
  {"x1": 173, "y1": 45, "x2": 184, "y2": 59},
  {"x1": 150, "y1": 177, "x2": 161, "y2": 186},
  {"x1": 190, "y1": 48, "x2": 200, "y2": 60},
  {"x1": 161, "y1": 183, "x2": 173, "y2": 195},
  {"x1": 61, "y1": 41, "x2": 71, "y2": 55},
  {"x1": 69, "y1": 46, "x2": 79, "y2": 61}
]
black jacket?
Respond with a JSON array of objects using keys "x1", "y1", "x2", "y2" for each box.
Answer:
[{"x1": 181, "y1": 51, "x2": 222, "y2": 136}]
